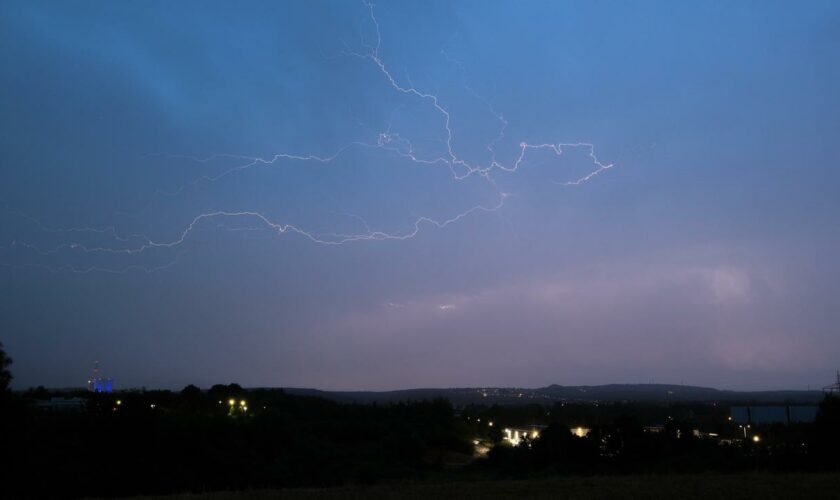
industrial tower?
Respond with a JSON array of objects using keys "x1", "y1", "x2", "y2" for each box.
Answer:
[{"x1": 823, "y1": 370, "x2": 840, "y2": 394}]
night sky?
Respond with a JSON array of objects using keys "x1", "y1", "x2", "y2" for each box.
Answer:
[{"x1": 1, "y1": 1, "x2": 839, "y2": 391}]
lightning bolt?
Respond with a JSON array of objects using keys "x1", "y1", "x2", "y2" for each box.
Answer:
[{"x1": 2, "y1": 1, "x2": 616, "y2": 273}]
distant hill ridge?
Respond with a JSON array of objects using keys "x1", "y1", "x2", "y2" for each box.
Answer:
[{"x1": 278, "y1": 383, "x2": 823, "y2": 405}]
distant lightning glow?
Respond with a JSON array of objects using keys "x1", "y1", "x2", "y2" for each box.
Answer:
[{"x1": 2, "y1": 1, "x2": 616, "y2": 273}]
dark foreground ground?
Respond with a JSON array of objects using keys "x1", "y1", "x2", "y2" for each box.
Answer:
[{"x1": 126, "y1": 474, "x2": 840, "y2": 500}]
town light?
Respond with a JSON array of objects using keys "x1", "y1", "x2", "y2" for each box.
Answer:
[
  {"x1": 753, "y1": 435, "x2": 761, "y2": 443},
  {"x1": 571, "y1": 426, "x2": 591, "y2": 438},
  {"x1": 228, "y1": 399, "x2": 235, "y2": 406},
  {"x1": 116, "y1": 400, "x2": 122, "y2": 406},
  {"x1": 240, "y1": 400, "x2": 246, "y2": 406}
]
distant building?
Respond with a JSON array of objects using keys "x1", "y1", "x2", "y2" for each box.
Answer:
[
  {"x1": 34, "y1": 397, "x2": 87, "y2": 412},
  {"x1": 503, "y1": 425, "x2": 547, "y2": 446},
  {"x1": 89, "y1": 378, "x2": 113, "y2": 393},
  {"x1": 692, "y1": 429, "x2": 719, "y2": 439},
  {"x1": 87, "y1": 361, "x2": 114, "y2": 393}
]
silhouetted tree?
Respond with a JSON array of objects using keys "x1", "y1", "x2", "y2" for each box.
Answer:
[
  {"x1": 208, "y1": 382, "x2": 244, "y2": 400},
  {"x1": 181, "y1": 384, "x2": 202, "y2": 398},
  {"x1": 25, "y1": 385, "x2": 50, "y2": 400},
  {"x1": 0, "y1": 341, "x2": 12, "y2": 392},
  {"x1": 179, "y1": 384, "x2": 203, "y2": 410},
  {"x1": 530, "y1": 423, "x2": 599, "y2": 471},
  {"x1": 812, "y1": 394, "x2": 840, "y2": 469}
]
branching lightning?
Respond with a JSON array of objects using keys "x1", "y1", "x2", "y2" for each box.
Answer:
[{"x1": 2, "y1": 1, "x2": 616, "y2": 273}]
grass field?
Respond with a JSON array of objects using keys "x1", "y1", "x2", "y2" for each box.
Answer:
[{"x1": 127, "y1": 473, "x2": 840, "y2": 500}]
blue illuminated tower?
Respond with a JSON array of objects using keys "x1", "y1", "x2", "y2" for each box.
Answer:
[{"x1": 87, "y1": 361, "x2": 114, "y2": 393}]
